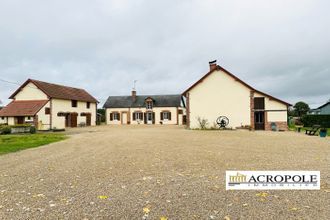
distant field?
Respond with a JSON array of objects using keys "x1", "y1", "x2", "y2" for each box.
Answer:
[{"x1": 0, "y1": 133, "x2": 67, "y2": 155}]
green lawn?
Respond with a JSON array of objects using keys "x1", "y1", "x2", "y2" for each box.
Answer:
[{"x1": 0, "y1": 133, "x2": 67, "y2": 155}]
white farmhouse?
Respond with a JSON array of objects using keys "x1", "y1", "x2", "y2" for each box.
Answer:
[
  {"x1": 104, "y1": 91, "x2": 186, "y2": 125},
  {"x1": 183, "y1": 61, "x2": 290, "y2": 130},
  {"x1": 0, "y1": 79, "x2": 98, "y2": 130}
]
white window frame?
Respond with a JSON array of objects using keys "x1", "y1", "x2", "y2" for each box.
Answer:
[
  {"x1": 113, "y1": 112, "x2": 119, "y2": 121},
  {"x1": 146, "y1": 101, "x2": 153, "y2": 109},
  {"x1": 163, "y1": 112, "x2": 170, "y2": 120},
  {"x1": 134, "y1": 112, "x2": 143, "y2": 121}
]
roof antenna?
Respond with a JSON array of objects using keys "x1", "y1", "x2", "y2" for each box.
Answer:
[{"x1": 133, "y1": 80, "x2": 137, "y2": 91}]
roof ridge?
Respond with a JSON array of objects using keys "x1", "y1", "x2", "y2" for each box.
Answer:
[{"x1": 30, "y1": 78, "x2": 86, "y2": 91}]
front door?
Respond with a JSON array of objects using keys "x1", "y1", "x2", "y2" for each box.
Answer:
[
  {"x1": 16, "y1": 116, "x2": 25, "y2": 124},
  {"x1": 254, "y1": 111, "x2": 265, "y2": 130},
  {"x1": 70, "y1": 113, "x2": 78, "y2": 127},
  {"x1": 122, "y1": 112, "x2": 127, "y2": 124},
  {"x1": 147, "y1": 112, "x2": 153, "y2": 124},
  {"x1": 86, "y1": 114, "x2": 91, "y2": 126}
]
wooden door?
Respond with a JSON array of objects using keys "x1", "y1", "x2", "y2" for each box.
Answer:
[
  {"x1": 254, "y1": 111, "x2": 265, "y2": 130},
  {"x1": 86, "y1": 114, "x2": 91, "y2": 126},
  {"x1": 70, "y1": 113, "x2": 78, "y2": 127},
  {"x1": 65, "y1": 114, "x2": 70, "y2": 127},
  {"x1": 17, "y1": 116, "x2": 25, "y2": 124}
]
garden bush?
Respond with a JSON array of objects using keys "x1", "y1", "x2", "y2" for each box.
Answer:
[
  {"x1": 301, "y1": 115, "x2": 330, "y2": 127},
  {"x1": 1, "y1": 126, "x2": 12, "y2": 135},
  {"x1": 29, "y1": 126, "x2": 37, "y2": 134}
]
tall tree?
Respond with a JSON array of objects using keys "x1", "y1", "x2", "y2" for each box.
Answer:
[{"x1": 293, "y1": 101, "x2": 310, "y2": 117}]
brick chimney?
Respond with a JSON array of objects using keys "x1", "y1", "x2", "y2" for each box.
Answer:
[
  {"x1": 209, "y1": 60, "x2": 217, "y2": 71},
  {"x1": 132, "y1": 90, "x2": 137, "y2": 102}
]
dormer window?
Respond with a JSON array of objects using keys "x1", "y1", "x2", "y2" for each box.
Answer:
[{"x1": 146, "y1": 101, "x2": 153, "y2": 109}]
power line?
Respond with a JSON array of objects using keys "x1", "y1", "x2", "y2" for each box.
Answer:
[{"x1": 0, "y1": 78, "x2": 41, "y2": 90}]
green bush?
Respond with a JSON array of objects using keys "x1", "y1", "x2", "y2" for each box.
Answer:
[
  {"x1": 29, "y1": 126, "x2": 37, "y2": 134},
  {"x1": 10, "y1": 124, "x2": 32, "y2": 128},
  {"x1": 301, "y1": 115, "x2": 330, "y2": 127},
  {"x1": 1, "y1": 126, "x2": 12, "y2": 135}
]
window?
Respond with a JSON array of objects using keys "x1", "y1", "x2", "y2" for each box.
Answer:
[
  {"x1": 161, "y1": 111, "x2": 171, "y2": 120},
  {"x1": 133, "y1": 112, "x2": 143, "y2": 121},
  {"x1": 87, "y1": 102, "x2": 90, "y2": 109},
  {"x1": 45, "y1": 107, "x2": 50, "y2": 115},
  {"x1": 110, "y1": 112, "x2": 120, "y2": 121},
  {"x1": 71, "y1": 100, "x2": 78, "y2": 107},
  {"x1": 27, "y1": 116, "x2": 31, "y2": 120},
  {"x1": 146, "y1": 101, "x2": 153, "y2": 109},
  {"x1": 1, "y1": 117, "x2": 4, "y2": 120}
]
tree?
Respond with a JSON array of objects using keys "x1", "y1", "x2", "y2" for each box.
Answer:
[
  {"x1": 97, "y1": 108, "x2": 106, "y2": 123},
  {"x1": 293, "y1": 101, "x2": 310, "y2": 117}
]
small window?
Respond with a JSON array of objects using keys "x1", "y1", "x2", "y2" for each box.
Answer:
[
  {"x1": 71, "y1": 100, "x2": 78, "y2": 107},
  {"x1": 133, "y1": 112, "x2": 143, "y2": 121},
  {"x1": 45, "y1": 107, "x2": 50, "y2": 115},
  {"x1": 110, "y1": 112, "x2": 120, "y2": 121},
  {"x1": 146, "y1": 101, "x2": 153, "y2": 109},
  {"x1": 1, "y1": 117, "x2": 4, "y2": 120},
  {"x1": 163, "y1": 112, "x2": 169, "y2": 120},
  {"x1": 87, "y1": 102, "x2": 90, "y2": 109},
  {"x1": 113, "y1": 112, "x2": 120, "y2": 121},
  {"x1": 27, "y1": 116, "x2": 31, "y2": 120},
  {"x1": 161, "y1": 111, "x2": 171, "y2": 120}
]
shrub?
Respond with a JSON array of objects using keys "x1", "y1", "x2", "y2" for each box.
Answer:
[
  {"x1": 29, "y1": 126, "x2": 37, "y2": 134},
  {"x1": 1, "y1": 126, "x2": 11, "y2": 135},
  {"x1": 11, "y1": 124, "x2": 32, "y2": 128},
  {"x1": 197, "y1": 117, "x2": 209, "y2": 129},
  {"x1": 301, "y1": 115, "x2": 330, "y2": 127}
]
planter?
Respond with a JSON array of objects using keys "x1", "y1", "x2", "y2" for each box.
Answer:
[{"x1": 319, "y1": 131, "x2": 327, "y2": 138}]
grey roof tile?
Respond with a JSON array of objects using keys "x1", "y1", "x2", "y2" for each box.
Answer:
[{"x1": 103, "y1": 95, "x2": 182, "y2": 108}]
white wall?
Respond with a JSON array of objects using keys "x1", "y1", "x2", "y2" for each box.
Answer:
[
  {"x1": 36, "y1": 101, "x2": 51, "y2": 130},
  {"x1": 106, "y1": 107, "x2": 183, "y2": 125},
  {"x1": 14, "y1": 82, "x2": 48, "y2": 100},
  {"x1": 188, "y1": 69, "x2": 251, "y2": 129},
  {"x1": 0, "y1": 116, "x2": 8, "y2": 124},
  {"x1": 254, "y1": 92, "x2": 288, "y2": 123},
  {"x1": 51, "y1": 99, "x2": 96, "y2": 129}
]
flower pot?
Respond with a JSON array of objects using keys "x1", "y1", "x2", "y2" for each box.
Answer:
[{"x1": 319, "y1": 131, "x2": 327, "y2": 137}]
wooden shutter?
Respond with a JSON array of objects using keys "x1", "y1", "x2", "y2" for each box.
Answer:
[
  {"x1": 168, "y1": 112, "x2": 171, "y2": 120},
  {"x1": 160, "y1": 112, "x2": 163, "y2": 120},
  {"x1": 133, "y1": 112, "x2": 136, "y2": 121},
  {"x1": 144, "y1": 113, "x2": 147, "y2": 124},
  {"x1": 152, "y1": 112, "x2": 155, "y2": 124},
  {"x1": 117, "y1": 113, "x2": 120, "y2": 121},
  {"x1": 254, "y1": 97, "x2": 265, "y2": 110},
  {"x1": 110, "y1": 113, "x2": 113, "y2": 121}
]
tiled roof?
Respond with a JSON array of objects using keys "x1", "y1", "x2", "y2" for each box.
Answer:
[
  {"x1": 9, "y1": 79, "x2": 98, "y2": 103},
  {"x1": 103, "y1": 95, "x2": 183, "y2": 108},
  {"x1": 0, "y1": 100, "x2": 48, "y2": 117}
]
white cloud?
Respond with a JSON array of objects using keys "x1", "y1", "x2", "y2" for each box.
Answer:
[{"x1": 0, "y1": 0, "x2": 329, "y2": 107}]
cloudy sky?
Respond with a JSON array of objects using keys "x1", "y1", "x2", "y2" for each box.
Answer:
[{"x1": 0, "y1": 0, "x2": 329, "y2": 108}]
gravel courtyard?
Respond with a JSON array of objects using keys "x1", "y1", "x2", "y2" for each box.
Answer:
[{"x1": 0, "y1": 126, "x2": 329, "y2": 219}]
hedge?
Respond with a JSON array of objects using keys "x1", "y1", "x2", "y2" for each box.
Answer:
[{"x1": 301, "y1": 115, "x2": 330, "y2": 127}]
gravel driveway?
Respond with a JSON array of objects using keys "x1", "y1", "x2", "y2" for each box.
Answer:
[{"x1": 0, "y1": 126, "x2": 329, "y2": 219}]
